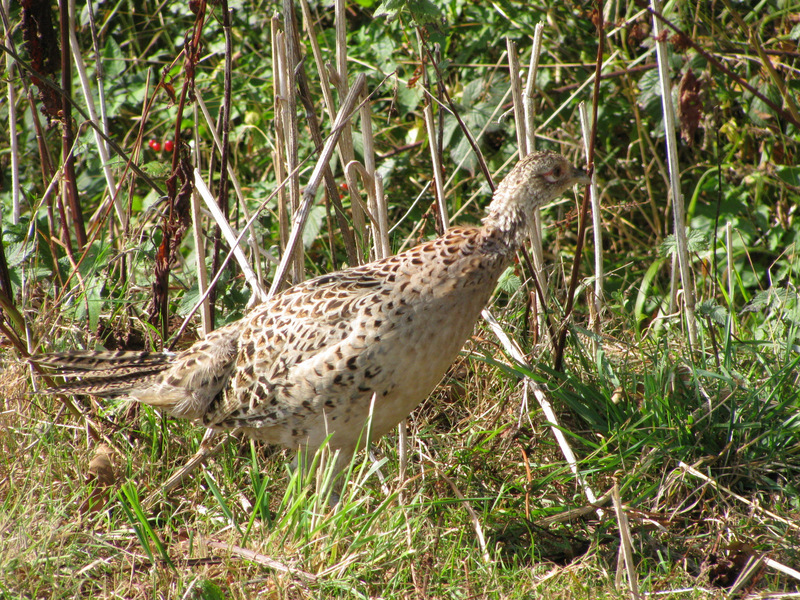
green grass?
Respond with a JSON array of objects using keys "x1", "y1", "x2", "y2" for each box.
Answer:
[
  {"x1": 3, "y1": 324, "x2": 799, "y2": 598},
  {"x1": 2, "y1": 0, "x2": 800, "y2": 598}
]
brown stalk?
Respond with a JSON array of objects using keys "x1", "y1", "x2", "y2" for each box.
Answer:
[
  {"x1": 151, "y1": 0, "x2": 206, "y2": 341},
  {"x1": 57, "y1": 0, "x2": 87, "y2": 250},
  {"x1": 553, "y1": 2, "x2": 603, "y2": 372}
]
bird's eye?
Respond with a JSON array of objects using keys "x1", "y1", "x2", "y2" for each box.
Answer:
[{"x1": 544, "y1": 166, "x2": 563, "y2": 183}]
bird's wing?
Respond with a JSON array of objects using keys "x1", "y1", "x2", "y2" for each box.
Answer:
[{"x1": 201, "y1": 266, "x2": 389, "y2": 428}]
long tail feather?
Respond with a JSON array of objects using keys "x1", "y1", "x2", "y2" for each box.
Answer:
[{"x1": 30, "y1": 351, "x2": 174, "y2": 397}]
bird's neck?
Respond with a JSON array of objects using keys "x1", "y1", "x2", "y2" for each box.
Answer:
[{"x1": 480, "y1": 201, "x2": 529, "y2": 255}]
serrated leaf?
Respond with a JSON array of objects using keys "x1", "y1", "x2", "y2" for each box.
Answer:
[
  {"x1": 375, "y1": 0, "x2": 442, "y2": 24},
  {"x1": 658, "y1": 228, "x2": 709, "y2": 256},
  {"x1": 5, "y1": 241, "x2": 34, "y2": 268},
  {"x1": 742, "y1": 289, "x2": 771, "y2": 313},
  {"x1": 495, "y1": 266, "x2": 521, "y2": 294},
  {"x1": 697, "y1": 299, "x2": 727, "y2": 326},
  {"x1": 177, "y1": 285, "x2": 203, "y2": 317}
]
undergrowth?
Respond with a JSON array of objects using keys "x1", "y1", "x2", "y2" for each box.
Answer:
[{"x1": 1, "y1": 0, "x2": 799, "y2": 598}]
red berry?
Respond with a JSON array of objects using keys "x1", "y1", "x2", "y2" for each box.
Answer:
[
  {"x1": 164, "y1": 140, "x2": 174, "y2": 152},
  {"x1": 149, "y1": 139, "x2": 161, "y2": 151}
]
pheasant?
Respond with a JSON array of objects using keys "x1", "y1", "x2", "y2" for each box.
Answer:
[{"x1": 33, "y1": 151, "x2": 588, "y2": 479}]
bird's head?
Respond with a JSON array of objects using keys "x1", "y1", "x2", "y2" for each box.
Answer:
[{"x1": 483, "y1": 150, "x2": 589, "y2": 245}]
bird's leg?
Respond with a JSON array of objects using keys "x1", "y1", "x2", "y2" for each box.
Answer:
[{"x1": 144, "y1": 428, "x2": 224, "y2": 508}]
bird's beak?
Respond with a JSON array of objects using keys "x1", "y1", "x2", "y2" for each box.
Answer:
[{"x1": 573, "y1": 165, "x2": 591, "y2": 186}]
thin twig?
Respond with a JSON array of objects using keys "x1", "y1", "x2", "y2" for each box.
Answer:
[{"x1": 58, "y1": 0, "x2": 87, "y2": 249}]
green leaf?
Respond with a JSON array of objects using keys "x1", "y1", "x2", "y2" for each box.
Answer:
[
  {"x1": 197, "y1": 580, "x2": 227, "y2": 600},
  {"x1": 775, "y1": 166, "x2": 800, "y2": 187},
  {"x1": 659, "y1": 228, "x2": 709, "y2": 256},
  {"x1": 5, "y1": 240, "x2": 34, "y2": 268},
  {"x1": 495, "y1": 266, "x2": 521, "y2": 294},
  {"x1": 302, "y1": 205, "x2": 328, "y2": 249},
  {"x1": 375, "y1": 0, "x2": 443, "y2": 24},
  {"x1": 101, "y1": 37, "x2": 126, "y2": 81},
  {"x1": 697, "y1": 299, "x2": 727, "y2": 326}
]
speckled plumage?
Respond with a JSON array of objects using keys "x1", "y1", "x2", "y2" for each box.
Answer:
[{"x1": 33, "y1": 151, "x2": 588, "y2": 475}]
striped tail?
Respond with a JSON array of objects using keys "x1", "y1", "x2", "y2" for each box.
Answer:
[{"x1": 30, "y1": 350, "x2": 174, "y2": 397}]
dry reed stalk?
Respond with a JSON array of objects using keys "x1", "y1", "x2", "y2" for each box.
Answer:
[
  {"x1": 521, "y1": 28, "x2": 547, "y2": 301},
  {"x1": 522, "y1": 23, "x2": 544, "y2": 154},
  {"x1": 506, "y1": 39, "x2": 526, "y2": 161},
  {"x1": 372, "y1": 171, "x2": 389, "y2": 261},
  {"x1": 651, "y1": 0, "x2": 698, "y2": 347},
  {"x1": 272, "y1": 19, "x2": 292, "y2": 288},
  {"x1": 189, "y1": 176, "x2": 212, "y2": 334},
  {"x1": 192, "y1": 173, "x2": 266, "y2": 302},
  {"x1": 281, "y1": 1, "x2": 304, "y2": 285},
  {"x1": 508, "y1": 36, "x2": 553, "y2": 342},
  {"x1": 290, "y1": 0, "x2": 358, "y2": 267},
  {"x1": 579, "y1": 102, "x2": 604, "y2": 337},
  {"x1": 268, "y1": 75, "x2": 367, "y2": 298},
  {"x1": 358, "y1": 90, "x2": 388, "y2": 260},
  {"x1": 1, "y1": 0, "x2": 20, "y2": 224},
  {"x1": 333, "y1": 0, "x2": 365, "y2": 258},
  {"x1": 195, "y1": 92, "x2": 264, "y2": 291},
  {"x1": 612, "y1": 482, "x2": 641, "y2": 600}
]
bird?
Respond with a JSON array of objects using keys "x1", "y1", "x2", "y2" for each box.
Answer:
[{"x1": 32, "y1": 150, "x2": 588, "y2": 482}]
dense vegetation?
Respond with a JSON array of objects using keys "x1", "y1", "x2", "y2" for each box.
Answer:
[{"x1": 1, "y1": 0, "x2": 799, "y2": 598}]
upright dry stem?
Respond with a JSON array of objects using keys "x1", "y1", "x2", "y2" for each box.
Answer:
[{"x1": 651, "y1": 0, "x2": 697, "y2": 347}]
